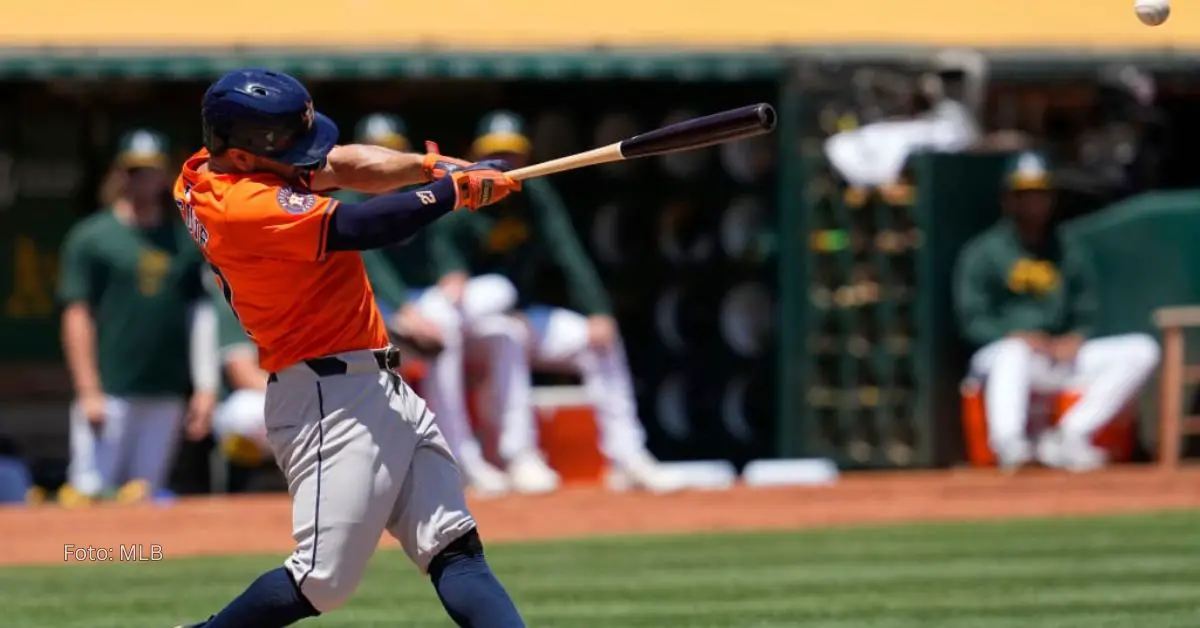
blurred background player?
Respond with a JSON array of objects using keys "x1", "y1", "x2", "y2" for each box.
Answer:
[
  {"x1": 953, "y1": 151, "x2": 1160, "y2": 471},
  {"x1": 56, "y1": 129, "x2": 218, "y2": 506},
  {"x1": 345, "y1": 112, "x2": 530, "y2": 496},
  {"x1": 207, "y1": 269, "x2": 270, "y2": 471},
  {"x1": 426, "y1": 111, "x2": 680, "y2": 494}
]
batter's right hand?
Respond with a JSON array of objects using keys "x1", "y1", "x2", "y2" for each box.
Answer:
[
  {"x1": 449, "y1": 161, "x2": 521, "y2": 211},
  {"x1": 421, "y1": 140, "x2": 473, "y2": 181},
  {"x1": 78, "y1": 391, "x2": 106, "y2": 430}
]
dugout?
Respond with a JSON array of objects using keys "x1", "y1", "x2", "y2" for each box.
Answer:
[{"x1": 4, "y1": 3, "x2": 1200, "y2": 492}]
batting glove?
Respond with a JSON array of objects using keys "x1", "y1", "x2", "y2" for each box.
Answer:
[
  {"x1": 421, "y1": 140, "x2": 473, "y2": 181},
  {"x1": 449, "y1": 160, "x2": 521, "y2": 211}
]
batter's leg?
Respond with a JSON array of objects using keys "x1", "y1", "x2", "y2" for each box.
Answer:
[
  {"x1": 388, "y1": 421, "x2": 524, "y2": 627},
  {"x1": 66, "y1": 396, "x2": 133, "y2": 500},
  {"x1": 526, "y1": 306, "x2": 679, "y2": 492},
  {"x1": 126, "y1": 397, "x2": 186, "y2": 496},
  {"x1": 1047, "y1": 333, "x2": 1160, "y2": 471},
  {"x1": 192, "y1": 360, "x2": 418, "y2": 628}
]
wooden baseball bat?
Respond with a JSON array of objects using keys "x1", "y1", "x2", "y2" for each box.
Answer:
[{"x1": 504, "y1": 103, "x2": 777, "y2": 182}]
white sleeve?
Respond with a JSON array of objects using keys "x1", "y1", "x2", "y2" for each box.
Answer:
[{"x1": 188, "y1": 300, "x2": 220, "y2": 393}]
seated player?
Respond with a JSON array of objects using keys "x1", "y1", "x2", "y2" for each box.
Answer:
[
  {"x1": 953, "y1": 151, "x2": 1160, "y2": 471},
  {"x1": 424, "y1": 111, "x2": 681, "y2": 494},
  {"x1": 343, "y1": 112, "x2": 529, "y2": 496}
]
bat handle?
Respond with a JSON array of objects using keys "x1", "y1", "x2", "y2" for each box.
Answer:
[{"x1": 504, "y1": 144, "x2": 625, "y2": 182}]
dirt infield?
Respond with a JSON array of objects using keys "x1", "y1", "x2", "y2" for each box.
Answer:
[{"x1": 1, "y1": 465, "x2": 1198, "y2": 567}]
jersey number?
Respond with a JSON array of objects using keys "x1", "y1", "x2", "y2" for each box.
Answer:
[{"x1": 209, "y1": 264, "x2": 253, "y2": 339}]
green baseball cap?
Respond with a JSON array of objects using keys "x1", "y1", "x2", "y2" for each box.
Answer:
[
  {"x1": 114, "y1": 129, "x2": 170, "y2": 170},
  {"x1": 1004, "y1": 150, "x2": 1052, "y2": 191},
  {"x1": 354, "y1": 113, "x2": 410, "y2": 151},
  {"x1": 471, "y1": 110, "x2": 531, "y2": 158}
]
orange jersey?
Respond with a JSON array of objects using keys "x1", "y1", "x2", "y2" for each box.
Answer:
[{"x1": 174, "y1": 148, "x2": 389, "y2": 373}]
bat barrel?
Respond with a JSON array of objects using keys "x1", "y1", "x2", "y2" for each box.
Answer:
[{"x1": 619, "y1": 103, "x2": 777, "y2": 159}]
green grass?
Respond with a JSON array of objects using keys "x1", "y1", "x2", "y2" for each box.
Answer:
[{"x1": 4, "y1": 510, "x2": 1200, "y2": 627}]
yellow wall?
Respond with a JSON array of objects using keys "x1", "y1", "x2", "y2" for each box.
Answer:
[{"x1": 1, "y1": 0, "x2": 1192, "y2": 49}]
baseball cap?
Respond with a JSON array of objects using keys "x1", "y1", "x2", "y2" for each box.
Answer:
[
  {"x1": 114, "y1": 129, "x2": 170, "y2": 170},
  {"x1": 355, "y1": 113, "x2": 410, "y2": 151},
  {"x1": 472, "y1": 111, "x2": 532, "y2": 158},
  {"x1": 1004, "y1": 150, "x2": 1052, "y2": 191}
]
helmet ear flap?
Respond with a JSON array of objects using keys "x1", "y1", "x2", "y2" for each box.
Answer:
[{"x1": 201, "y1": 117, "x2": 227, "y2": 155}]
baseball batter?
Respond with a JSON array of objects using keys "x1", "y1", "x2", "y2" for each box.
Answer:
[
  {"x1": 58, "y1": 129, "x2": 217, "y2": 506},
  {"x1": 345, "y1": 113, "x2": 529, "y2": 496},
  {"x1": 953, "y1": 151, "x2": 1160, "y2": 472},
  {"x1": 173, "y1": 69, "x2": 524, "y2": 628},
  {"x1": 209, "y1": 248, "x2": 438, "y2": 468}
]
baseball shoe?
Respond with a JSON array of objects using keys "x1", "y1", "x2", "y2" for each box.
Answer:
[
  {"x1": 507, "y1": 451, "x2": 560, "y2": 494},
  {"x1": 994, "y1": 438, "x2": 1033, "y2": 473},
  {"x1": 610, "y1": 450, "x2": 686, "y2": 494},
  {"x1": 1057, "y1": 433, "x2": 1108, "y2": 473},
  {"x1": 1035, "y1": 429, "x2": 1106, "y2": 472},
  {"x1": 55, "y1": 483, "x2": 94, "y2": 508},
  {"x1": 25, "y1": 486, "x2": 47, "y2": 506},
  {"x1": 115, "y1": 479, "x2": 151, "y2": 504},
  {"x1": 461, "y1": 458, "x2": 512, "y2": 497}
]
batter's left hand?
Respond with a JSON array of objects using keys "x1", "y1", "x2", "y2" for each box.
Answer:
[
  {"x1": 449, "y1": 162, "x2": 521, "y2": 211},
  {"x1": 185, "y1": 390, "x2": 217, "y2": 441},
  {"x1": 421, "y1": 140, "x2": 473, "y2": 181},
  {"x1": 586, "y1": 315, "x2": 618, "y2": 351}
]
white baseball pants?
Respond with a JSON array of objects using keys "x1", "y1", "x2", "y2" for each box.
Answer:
[
  {"x1": 267, "y1": 349, "x2": 475, "y2": 612},
  {"x1": 969, "y1": 333, "x2": 1160, "y2": 448},
  {"x1": 411, "y1": 275, "x2": 534, "y2": 466},
  {"x1": 520, "y1": 306, "x2": 649, "y2": 466},
  {"x1": 68, "y1": 396, "x2": 185, "y2": 497}
]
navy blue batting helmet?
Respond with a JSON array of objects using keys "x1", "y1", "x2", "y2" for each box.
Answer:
[{"x1": 201, "y1": 68, "x2": 338, "y2": 169}]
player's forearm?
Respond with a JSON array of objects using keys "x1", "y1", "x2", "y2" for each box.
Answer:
[
  {"x1": 313, "y1": 144, "x2": 427, "y2": 194},
  {"x1": 61, "y1": 304, "x2": 102, "y2": 396},
  {"x1": 326, "y1": 178, "x2": 457, "y2": 251}
]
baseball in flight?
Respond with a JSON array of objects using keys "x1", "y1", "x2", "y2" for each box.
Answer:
[{"x1": 1135, "y1": 0, "x2": 1170, "y2": 25}]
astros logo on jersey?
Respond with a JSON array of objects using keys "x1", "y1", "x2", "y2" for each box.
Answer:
[{"x1": 277, "y1": 187, "x2": 318, "y2": 215}]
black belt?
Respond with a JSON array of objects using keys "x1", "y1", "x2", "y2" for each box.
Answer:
[{"x1": 267, "y1": 347, "x2": 401, "y2": 384}]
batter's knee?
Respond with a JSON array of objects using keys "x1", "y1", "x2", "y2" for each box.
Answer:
[
  {"x1": 428, "y1": 527, "x2": 484, "y2": 580},
  {"x1": 293, "y1": 570, "x2": 364, "y2": 613}
]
